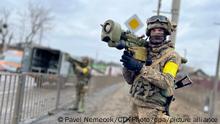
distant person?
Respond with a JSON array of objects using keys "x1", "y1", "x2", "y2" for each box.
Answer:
[
  {"x1": 66, "y1": 54, "x2": 91, "y2": 113},
  {"x1": 121, "y1": 15, "x2": 181, "y2": 124}
]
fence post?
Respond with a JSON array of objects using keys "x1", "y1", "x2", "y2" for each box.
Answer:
[
  {"x1": 12, "y1": 74, "x2": 26, "y2": 124},
  {"x1": 55, "y1": 76, "x2": 62, "y2": 110}
]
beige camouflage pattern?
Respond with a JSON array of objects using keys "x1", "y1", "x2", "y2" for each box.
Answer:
[
  {"x1": 130, "y1": 103, "x2": 171, "y2": 124},
  {"x1": 74, "y1": 80, "x2": 89, "y2": 112},
  {"x1": 66, "y1": 55, "x2": 91, "y2": 112},
  {"x1": 123, "y1": 42, "x2": 181, "y2": 123},
  {"x1": 73, "y1": 64, "x2": 91, "y2": 112}
]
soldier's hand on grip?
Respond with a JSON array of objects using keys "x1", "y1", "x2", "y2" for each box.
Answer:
[{"x1": 120, "y1": 51, "x2": 143, "y2": 72}]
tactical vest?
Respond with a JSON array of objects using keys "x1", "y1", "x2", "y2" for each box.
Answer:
[
  {"x1": 130, "y1": 48, "x2": 176, "y2": 106},
  {"x1": 75, "y1": 65, "x2": 91, "y2": 84}
]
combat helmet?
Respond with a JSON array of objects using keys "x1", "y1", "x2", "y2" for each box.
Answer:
[
  {"x1": 146, "y1": 15, "x2": 172, "y2": 36},
  {"x1": 81, "y1": 57, "x2": 90, "y2": 66}
]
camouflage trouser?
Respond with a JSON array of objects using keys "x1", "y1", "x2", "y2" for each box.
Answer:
[
  {"x1": 74, "y1": 81, "x2": 88, "y2": 112},
  {"x1": 129, "y1": 103, "x2": 171, "y2": 124}
]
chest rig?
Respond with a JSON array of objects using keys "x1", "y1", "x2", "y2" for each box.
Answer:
[{"x1": 130, "y1": 48, "x2": 174, "y2": 106}]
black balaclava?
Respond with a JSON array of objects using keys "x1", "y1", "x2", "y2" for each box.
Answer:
[{"x1": 149, "y1": 28, "x2": 167, "y2": 45}]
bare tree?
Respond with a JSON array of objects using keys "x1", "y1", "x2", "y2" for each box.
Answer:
[
  {"x1": 0, "y1": 2, "x2": 54, "y2": 51},
  {"x1": 0, "y1": 8, "x2": 13, "y2": 53},
  {"x1": 20, "y1": 2, "x2": 53, "y2": 45}
]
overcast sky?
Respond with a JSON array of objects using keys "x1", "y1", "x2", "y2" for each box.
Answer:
[{"x1": 1, "y1": 0, "x2": 220, "y2": 75}]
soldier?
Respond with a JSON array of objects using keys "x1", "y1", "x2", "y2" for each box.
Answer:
[
  {"x1": 66, "y1": 55, "x2": 92, "y2": 113},
  {"x1": 120, "y1": 15, "x2": 181, "y2": 124}
]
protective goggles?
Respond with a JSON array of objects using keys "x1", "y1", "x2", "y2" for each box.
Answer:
[{"x1": 147, "y1": 15, "x2": 169, "y2": 24}]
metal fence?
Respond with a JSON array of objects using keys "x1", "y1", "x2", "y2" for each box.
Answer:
[{"x1": 0, "y1": 72, "x2": 75, "y2": 124}]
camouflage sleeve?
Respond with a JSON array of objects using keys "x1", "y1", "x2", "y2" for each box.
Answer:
[
  {"x1": 139, "y1": 52, "x2": 181, "y2": 89},
  {"x1": 122, "y1": 67, "x2": 136, "y2": 85}
]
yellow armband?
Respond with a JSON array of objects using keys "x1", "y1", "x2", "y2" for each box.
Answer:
[
  {"x1": 82, "y1": 67, "x2": 89, "y2": 75},
  {"x1": 163, "y1": 61, "x2": 178, "y2": 77}
]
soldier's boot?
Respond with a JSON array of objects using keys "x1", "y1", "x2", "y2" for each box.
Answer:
[
  {"x1": 69, "y1": 102, "x2": 79, "y2": 111},
  {"x1": 69, "y1": 106, "x2": 78, "y2": 111}
]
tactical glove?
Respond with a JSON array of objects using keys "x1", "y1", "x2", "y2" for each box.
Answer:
[
  {"x1": 116, "y1": 40, "x2": 126, "y2": 50},
  {"x1": 120, "y1": 51, "x2": 143, "y2": 72}
]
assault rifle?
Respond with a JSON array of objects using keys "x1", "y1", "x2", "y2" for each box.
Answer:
[{"x1": 165, "y1": 75, "x2": 193, "y2": 115}]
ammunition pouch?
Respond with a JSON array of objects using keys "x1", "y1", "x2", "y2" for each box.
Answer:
[{"x1": 130, "y1": 76, "x2": 167, "y2": 106}]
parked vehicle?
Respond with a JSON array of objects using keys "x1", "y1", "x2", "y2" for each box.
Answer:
[
  {"x1": 21, "y1": 45, "x2": 73, "y2": 87},
  {"x1": 0, "y1": 49, "x2": 23, "y2": 72}
]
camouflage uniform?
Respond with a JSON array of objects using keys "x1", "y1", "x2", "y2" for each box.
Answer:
[
  {"x1": 67, "y1": 56, "x2": 91, "y2": 113},
  {"x1": 122, "y1": 15, "x2": 181, "y2": 124}
]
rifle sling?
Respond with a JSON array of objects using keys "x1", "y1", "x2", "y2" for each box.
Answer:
[
  {"x1": 135, "y1": 48, "x2": 174, "y2": 81},
  {"x1": 150, "y1": 48, "x2": 174, "y2": 68}
]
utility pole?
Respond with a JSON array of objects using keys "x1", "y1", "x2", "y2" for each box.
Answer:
[
  {"x1": 153, "y1": 0, "x2": 181, "y2": 46},
  {"x1": 157, "y1": 0, "x2": 162, "y2": 15},
  {"x1": 209, "y1": 24, "x2": 220, "y2": 117},
  {"x1": 170, "y1": 0, "x2": 181, "y2": 46},
  {"x1": 184, "y1": 48, "x2": 187, "y2": 58}
]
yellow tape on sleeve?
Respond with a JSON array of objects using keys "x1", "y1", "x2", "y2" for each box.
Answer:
[
  {"x1": 82, "y1": 67, "x2": 89, "y2": 75},
  {"x1": 163, "y1": 61, "x2": 178, "y2": 77}
]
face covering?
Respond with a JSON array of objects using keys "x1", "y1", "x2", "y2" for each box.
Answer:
[{"x1": 149, "y1": 35, "x2": 165, "y2": 45}]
